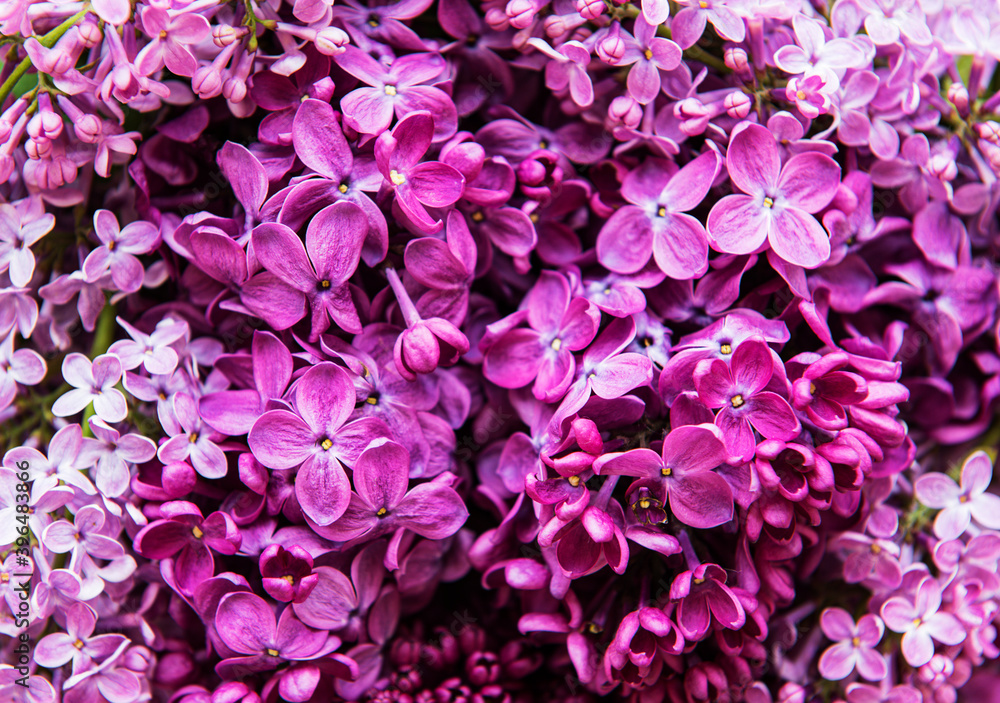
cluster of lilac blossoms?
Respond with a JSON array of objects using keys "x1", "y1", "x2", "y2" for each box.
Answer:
[{"x1": 3, "y1": 0, "x2": 1000, "y2": 699}]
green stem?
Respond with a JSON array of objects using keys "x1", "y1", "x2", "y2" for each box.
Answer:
[
  {"x1": 82, "y1": 301, "x2": 117, "y2": 438},
  {"x1": 0, "y1": 9, "x2": 89, "y2": 107}
]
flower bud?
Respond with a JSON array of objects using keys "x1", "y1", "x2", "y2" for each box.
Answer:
[
  {"x1": 608, "y1": 95, "x2": 642, "y2": 129},
  {"x1": 193, "y1": 65, "x2": 224, "y2": 98},
  {"x1": 314, "y1": 27, "x2": 350, "y2": 55},
  {"x1": 78, "y1": 16, "x2": 103, "y2": 47},
  {"x1": 725, "y1": 91, "x2": 751, "y2": 119},
  {"x1": 506, "y1": 0, "x2": 537, "y2": 29},
  {"x1": 74, "y1": 114, "x2": 104, "y2": 144},
  {"x1": 595, "y1": 23, "x2": 626, "y2": 63},
  {"x1": 777, "y1": 682, "x2": 806, "y2": 703},
  {"x1": 213, "y1": 24, "x2": 247, "y2": 48},
  {"x1": 948, "y1": 82, "x2": 970, "y2": 117},
  {"x1": 575, "y1": 0, "x2": 604, "y2": 19},
  {"x1": 222, "y1": 76, "x2": 248, "y2": 103},
  {"x1": 975, "y1": 120, "x2": 1000, "y2": 144},
  {"x1": 724, "y1": 45, "x2": 749, "y2": 73}
]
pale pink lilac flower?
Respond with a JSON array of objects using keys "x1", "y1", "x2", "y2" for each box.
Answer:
[
  {"x1": 52, "y1": 353, "x2": 127, "y2": 424},
  {"x1": 915, "y1": 451, "x2": 1000, "y2": 539}
]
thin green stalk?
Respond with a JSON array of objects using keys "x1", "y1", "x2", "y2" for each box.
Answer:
[{"x1": 0, "y1": 9, "x2": 89, "y2": 106}]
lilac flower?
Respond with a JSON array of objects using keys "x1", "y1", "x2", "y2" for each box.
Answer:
[
  {"x1": 482, "y1": 271, "x2": 600, "y2": 402},
  {"x1": 0, "y1": 201, "x2": 54, "y2": 287},
  {"x1": 336, "y1": 48, "x2": 457, "y2": 139},
  {"x1": 314, "y1": 439, "x2": 468, "y2": 546},
  {"x1": 248, "y1": 362, "x2": 389, "y2": 525},
  {"x1": 853, "y1": 0, "x2": 932, "y2": 45},
  {"x1": 817, "y1": 608, "x2": 887, "y2": 681},
  {"x1": 34, "y1": 602, "x2": 129, "y2": 674},
  {"x1": 331, "y1": 0, "x2": 434, "y2": 51},
  {"x1": 134, "y1": 7, "x2": 211, "y2": 77},
  {"x1": 157, "y1": 392, "x2": 228, "y2": 479},
  {"x1": 374, "y1": 111, "x2": 465, "y2": 232},
  {"x1": 62, "y1": 648, "x2": 142, "y2": 703},
  {"x1": 671, "y1": 0, "x2": 745, "y2": 49},
  {"x1": 41, "y1": 505, "x2": 126, "y2": 566},
  {"x1": 707, "y1": 123, "x2": 841, "y2": 268},
  {"x1": 133, "y1": 501, "x2": 241, "y2": 595},
  {"x1": 78, "y1": 417, "x2": 156, "y2": 497},
  {"x1": 260, "y1": 545, "x2": 319, "y2": 603},
  {"x1": 82, "y1": 210, "x2": 160, "y2": 293},
  {"x1": 596, "y1": 150, "x2": 721, "y2": 279},
  {"x1": 880, "y1": 576, "x2": 966, "y2": 667},
  {"x1": 613, "y1": 19, "x2": 682, "y2": 105},
  {"x1": 789, "y1": 351, "x2": 868, "y2": 431},
  {"x1": 845, "y1": 683, "x2": 921, "y2": 703},
  {"x1": 214, "y1": 591, "x2": 354, "y2": 699},
  {"x1": 694, "y1": 337, "x2": 800, "y2": 461},
  {"x1": 915, "y1": 451, "x2": 1000, "y2": 539},
  {"x1": 0, "y1": 330, "x2": 45, "y2": 410},
  {"x1": 669, "y1": 563, "x2": 745, "y2": 641},
  {"x1": 527, "y1": 39, "x2": 594, "y2": 108},
  {"x1": 52, "y1": 353, "x2": 127, "y2": 423},
  {"x1": 249, "y1": 202, "x2": 368, "y2": 340},
  {"x1": 773, "y1": 15, "x2": 868, "y2": 77},
  {"x1": 108, "y1": 316, "x2": 188, "y2": 375},
  {"x1": 595, "y1": 424, "x2": 733, "y2": 529},
  {"x1": 4, "y1": 424, "x2": 95, "y2": 496}
]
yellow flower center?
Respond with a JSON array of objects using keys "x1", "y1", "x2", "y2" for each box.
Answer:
[
  {"x1": 472, "y1": 211, "x2": 485, "y2": 222},
  {"x1": 587, "y1": 622, "x2": 603, "y2": 635},
  {"x1": 720, "y1": 343, "x2": 732, "y2": 355},
  {"x1": 763, "y1": 196, "x2": 774, "y2": 208},
  {"x1": 267, "y1": 648, "x2": 280, "y2": 657},
  {"x1": 870, "y1": 543, "x2": 882, "y2": 555},
  {"x1": 699, "y1": 0, "x2": 707, "y2": 6},
  {"x1": 366, "y1": 396, "x2": 378, "y2": 405},
  {"x1": 796, "y1": 90, "x2": 806, "y2": 100},
  {"x1": 551, "y1": 338, "x2": 562, "y2": 351},
  {"x1": 661, "y1": 466, "x2": 672, "y2": 477},
  {"x1": 851, "y1": 636, "x2": 861, "y2": 647},
  {"x1": 73, "y1": 639, "x2": 85, "y2": 650},
  {"x1": 693, "y1": 577, "x2": 705, "y2": 585},
  {"x1": 338, "y1": 184, "x2": 348, "y2": 193},
  {"x1": 192, "y1": 526, "x2": 204, "y2": 539},
  {"x1": 189, "y1": 433, "x2": 199, "y2": 444},
  {"x1": 657, "y1": 206, "x2": 666, "y2": 217},
  {"x1": 376, "y1": 507, "x2": 388, "y2": 517},
  {"x1": 731, "y1": 394, "x2": 745, "y2": 408},
  {"x1": 384, "y1": 85, "x2": 397, "y2": 96},
  {"x1": 320, "y1": 438, "x2": 333, "y2": 451},
  {"x1": 159, "y1": 30, "x2": 168, "y2": 39},
  {"x1": 389, "y1": 169, "x2": 405, "y2": 185},
  {"x1": 567, "y1": 475, "x2": 581, "y2": 487},
  {"x1": 283, "y1": 575, "x2": 296, "y2": 584},
  {"x1": 638, "y1": 498, "x2": 650, "y2": 509},
  {"x1": 319, "y1": 279, "x2": 331, "y2": 289},
  {"x1": 644, "y1": 49, "x2": 653, "y2": 60}
]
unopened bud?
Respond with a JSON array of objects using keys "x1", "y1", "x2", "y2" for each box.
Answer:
[
  {"x1": 724, "y1": 45, "x2": 749, "y2": 73},
  {"x1": 575, "y1": 0, "x2": 604, "y2": 19},
  {"x1": 948, "y1": 82, "x2": 969, "y2": 112},
  {"x1": 314, "y1": 27, "x2": 349, "y2": 55},
  {"x1": 192, "y1": 66, "x2": 224, "y2": 98},
  {"x1": 222, "y1": 77, "x2": 247, "y2": 103},
  {"x1": 74, "y1": 114, "x2": 103, "y2": 143},
  {"x1": 724, "y1": 91, "x2": 751, "y2": 119},
  {"x1": 609, "y1": 95, "x2": 642, "y2": 129},
  {"x1": 78, "y1": 17, "x2": 103, "y2": 47},
  {"x1": 212, "y1": 24, "x2": 247, "y2": 48},
  {"x1": 595, "y1": 23, "x2": 626, "y2": 63},
  {"x1": 975, "y1": 120, "x2": 1000, "y2": 144},
  {"x1": 507, "y1": 0, "x2": 537, "y2": 29}
]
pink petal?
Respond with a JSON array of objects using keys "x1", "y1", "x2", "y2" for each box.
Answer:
[
  {"x1": 768, "y1": 206, "x2": 831, "y2": 269},
  {"x1": 707, "y1": 195, "x2": 769, "y2": 255}
]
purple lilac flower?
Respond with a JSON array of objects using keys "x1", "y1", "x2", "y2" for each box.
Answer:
[
  {"x1": 82, "y1": 210, "x2": 160, "y2": 294},
  {"x1": 595, "y1": 424, "x2": 733, "y2": 529},
  {"x1": 915, "y1": 451, "x2": 1000, "y2": 539},
  {"x1": 0, "y1": 201, "x2": 54, "y2": 287},
  {"x1": 817, "y1": 608, "x2": 887, "y2": 681},
  {"x1": 694, "y1": 337, "x2": 800, "y2": 461},
  {"x1": 881, "y1": 576, "x2": 966, "y2": 667},
  {"x1": 51, "y1": 353, "x2": 127, "y2": 423},
  {"x1": 248, "y1": 362, "x2": 390, "y2": 525},
  {"x1": 34, "y1": 602, "x2": 129, "y2": 674},
  {"x1": 596, "y1": 150, "x2": 721, "y2": 279},
  {"x1": 707, "y1": 123, "x2": 841, "y2": 268}
]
